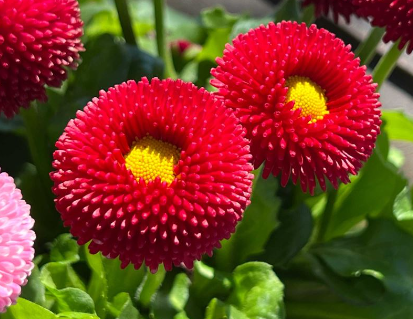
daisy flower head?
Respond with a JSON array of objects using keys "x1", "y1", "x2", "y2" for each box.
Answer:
[
  {"x1": 0, "y1": 169, "x2": 35, "y2": 312},
  {"x1": 302, "y1": 0, "x2": 360, "y2": 23},
  {"x1": 355, "y1": 0, "x2": 413, "y2": 53},
  {"x1": 0, "y1": 0, "x2": 84, "y2": 117},
  {"x1": 51, "y1": 78, "x2": 254, "y2": 273},
  {"x1": 211, "y1": 21, "x2": 381, "y2": 195}
]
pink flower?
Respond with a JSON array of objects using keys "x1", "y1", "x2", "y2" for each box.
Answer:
[{"x1": 0, "y1": 170, "x2": 35, "y2": 312}]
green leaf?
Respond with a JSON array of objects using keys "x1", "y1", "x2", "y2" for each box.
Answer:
[
  {"x1": 107, "y1": 293, "x2": 140, "y2": 319},
  {"x1": 311, "y1": 219, "x2": 413, "y2": 318},
  {"x1": 197, "y1": 29, "x2": 231, "y2": 62},
  {"x1": 174, "y1": 312, "x2": 190, "y2": 319},
  {"x1": 84, "y1": 9, "x2": 122, "y2": 39},
  {"x1": 190, "y1": 261, "x2": 232, "y2": 308},
  {"x1": 394, "y1": 186, "x2": 413, "y2": 221},
  {"x1": 375, "y1": 128, "x2": 390, "y2": 159},
  {"x1": 197, "y1": 6, "x2": 243, "y2": 64},
  {"x1": 215, "y1": 172, "x2": 280, "y2": 271},
  {"x1": 76, "y1": 34, "x2": 162, "y2": 96},
  {"x1": 150, "y1": 271, "x2": 190, "y2": 319},
  {"x1": 47, "y1": 288, "x2": 95, "y2": 314},
  {"x1": 179, "y1": 61, "x2": 198, "y2": 83},
  {"x1": 57, "y1": 313, "x2": 100, "y2": 319},
  {"x1": 205, "y1": 299, "x2": 249, "y2": 319},
  {"x1": 169, "y1": 273, "x2": 191, "y2": 312},
  {"x1": 260, "y1": 204, "x2": 313, "y2": 267},
  {"x1": 84, "y1": 246, "x2": 147, "y2": 318},
  {"x1": 104, "y1": 257, "x2": 145, "y2": 300},
  {"x1": 136, "y1": 266, "x2": 166, "y2": 309},
  {"x1": 2, "y1": 298, "x2": 57, "y2": 319},
  {"x1": 50, "y1": 33, "x2": 163, "y2": 143},
  {"x1": 80, "y1": 1, "x2": 113, "y2": 26},
  {"x1": 39, "y1": 260, "x2": 91, "y2": 314},
  {"x1": 21, "y1": 265, "x2": 46, "y2": 307},
  {"x1": 229, "y1": 17, "x2": 272, "y2": 42},
  {"x1": 393, "y1": 187, "x2": 413, "y2": 235},
  {"x1": 325, "y1": 151, "x2": 407, "y2": 240},
  {"x1": 84, "y1": 248, "x2": 108, "y2": 319},
  {"x1": 201, "y1": 6, "x2": 241, "y2": 30},
  {"x1": 388, "y1": 146, "x2": 405, "y2": 168},
  {"x1": 305, "y1": 254, "x2": 386, "y2": 305},
  {"x1": 275, "y1": 0, "x2": 300, "y2": 22},
  {"x1": 40, "y1": 262, "x2": 85, "y2": 291},
  {"x1": 50, "y1": 234, "x2": 80, "y2": 264},
  {"x1": 382, "y1": 111, "x2": 413, "y2": 143},
  {"x1": 16, "y1": 163, "x2": 64, "y2": 246},
  {"x1": 229, "y1": 262, "x2": 285, "y2": 319}
]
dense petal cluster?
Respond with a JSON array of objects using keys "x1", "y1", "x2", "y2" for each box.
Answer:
[
  {"x1": 0, "y1": 170, "x2": 35, "y2": 312},
  {"x1": 302, "y1": 0, "x2": 359, "y2": 23},
  {"x1": 51, "y1": 78, "x2": 254, "y2": 273},
  {"x1": 211, "y1": 21, "x2": 381, "y2": 194},
  {"x1": 356, "y1": 0, "x2": 413, "y2": 53},
  {"x1": 0, "y1": 0, "x2": 84, "y2": 118}
]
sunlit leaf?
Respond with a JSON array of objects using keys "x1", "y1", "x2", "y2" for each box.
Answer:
[
  {"x1": 2, "y1": 298, "x2": 57, "y2": 319},
  {"x1": 382, "y1": 111, "x2": 413, "y2": 143},
  {"x1": 228, "y1": 262, "x2": 285, "y2": 319}
]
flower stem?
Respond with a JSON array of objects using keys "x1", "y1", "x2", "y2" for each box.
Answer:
[
  {"x1": 315, "y1": 189, "x2": 338, "y2": 243},
  {"x1": 114, "y1": 0, "x2": 138, "y2": 46},
  {"x1": 355, "y1": 27, "x2": 385, "y2": 66},
  {"x1": 372, "y1": 41, "x2": 404, "y2": 90},
  {"x1": 154, "y1": 0, "x2": 177, "y2": 79},
  {"x1": 20, "y1": 104, "x2": 53, "y2": 197}
]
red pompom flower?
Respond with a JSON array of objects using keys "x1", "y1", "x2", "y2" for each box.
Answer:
[
  {"x1": 355, "y1": 0, "x2": 413, "y2": 53},
  {"x1": 211, "y1": 22, "x2": 381, "y2": 194},
  {"x1": 51, "y1": 78, "x2": 253, "y2": 273},
  {"x1": 302, "y1": 0, "x2": 359, "y2": 23},
  {"x1": 0, "y1": 0, "x2": 84, "y2": 118}
]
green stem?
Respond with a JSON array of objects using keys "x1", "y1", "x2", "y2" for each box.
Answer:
[
  {"x1": 20, "y1": 104, "x2": 53, "y2": 199},
  {"x1": 114, "y1": 0, "x2": 137, "y2": 46},
  {"x1": 315, "y1": 189, "x2": 338, "y2": 243},
  {"x1": 372, "y1": 41, "x2": 404, "y2": 90},
  {"x1": 154, "y1": 0, "x2": 177, "y2": 79},
  {"x1": 355, "y1": 28, "x2": 385, "y2": 66}
]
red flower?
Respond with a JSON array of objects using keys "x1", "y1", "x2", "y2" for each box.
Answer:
[
  {"x1": 0, "y1": 0, "x2": 84, "y2": 118},
  {"x1": 51, "y1": 78, "x2": 253, "y2": 273},
  {"x1": 211, "y1": 22, "x2": 381, "y2": 195},
  {"x1": 171, "y1": 39, "x2": 192, "y2": 55},
  {"x1": 302, "y1": 0, "x2": 359, "y2": 23},
  {"x1": 355, "y1": 0, "x2": 413, "y2": 53}
]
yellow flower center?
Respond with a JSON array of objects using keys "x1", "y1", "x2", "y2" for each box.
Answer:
[
  {"x1": 285, "y1": 76, "x2": 329, "y2": 123},
  {"x1": 124, "y1": 135, "x2": 180, "y2": 185}
]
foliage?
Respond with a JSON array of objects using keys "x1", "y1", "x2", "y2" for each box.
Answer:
[{"x1": 1, "y1": 0, "x2": 412, "y2": 318}]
